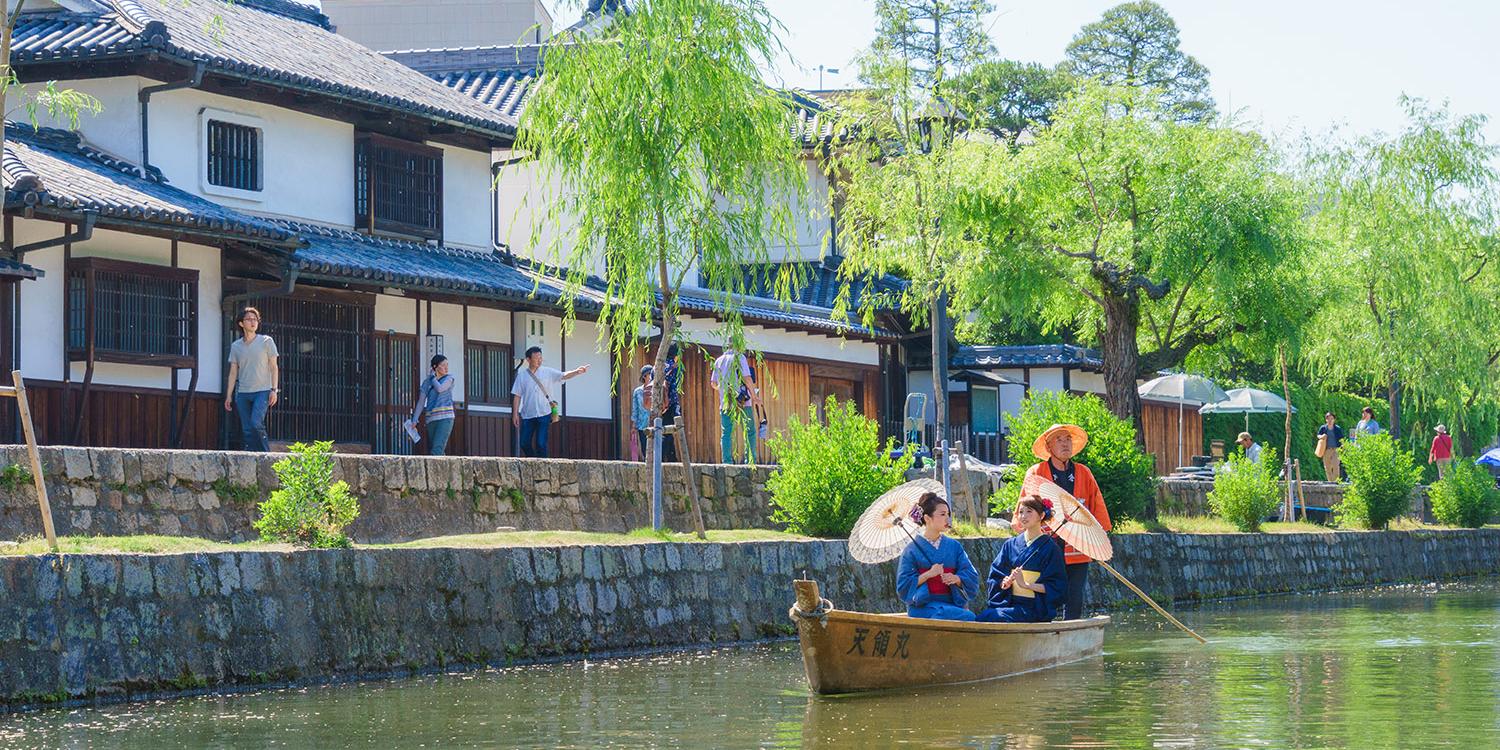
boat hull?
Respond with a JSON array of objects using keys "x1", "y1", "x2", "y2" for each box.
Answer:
[{"x1": 791, "y1": 579, "x2": 1108, "y2": 695}]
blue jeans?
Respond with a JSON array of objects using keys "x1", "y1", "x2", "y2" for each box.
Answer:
[
  {"x1": 720, "y1": 406, "x2": 756, "y2": 464},
  {"x1": 234, "y1": 390, "x2": 271, "y2": 452},
  {"x1": 519, "y1": 416, "x2": 551, "y2": 457},
  {"x1": 427, "y1": 417, "x2": 454, "y2": 456}
]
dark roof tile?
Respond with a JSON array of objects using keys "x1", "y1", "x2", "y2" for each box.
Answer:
[{"x1": 953, "y1": 345, "x2": 1103, "y2": 369}]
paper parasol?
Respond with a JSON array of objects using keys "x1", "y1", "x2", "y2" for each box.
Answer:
[
  {"x1": 1019, "y1": 474, "x2": 1113, "y2": 562},
  {"x1": 848, "y1": 478, "x2": 945, "y2": 563}
]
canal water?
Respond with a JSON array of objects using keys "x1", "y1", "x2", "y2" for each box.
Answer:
[{"x1": 4, "y1": 581, "x2": 1498, "y2": 748}]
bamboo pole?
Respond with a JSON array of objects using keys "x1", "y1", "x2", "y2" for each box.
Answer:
[
  {"x1": 1294, "y1": 459, "x2": 1307, "y2": 522},
  {"x1": 673, "y1": 417, "x2": 707, "y2": 540},
  {"x1": 9, "y1": 371, "x2": 56, "y2": 552},
  {"x1": 1096, "y1": 559, "x2": 1207, "y2": 644}
]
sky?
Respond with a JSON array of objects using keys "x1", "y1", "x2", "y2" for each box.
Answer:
[{"x1": 545, "y1": 0, "x2": 1500, "y2": 144}]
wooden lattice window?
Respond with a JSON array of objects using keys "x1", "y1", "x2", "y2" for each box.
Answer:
[
  {"x1": 355, "y1": 132, "x2": 443, "y2": 240},
  {"x1": 206, "y1": 119, "x2": 262, "y2": 191},
  {"x1": 464, "y1": 341, "x2": 513, "y2": 406},
  {"x1": 66, "y1": 257, "x2": 197, "y2": 367}
]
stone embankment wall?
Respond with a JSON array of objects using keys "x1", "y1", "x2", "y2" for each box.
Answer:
[
  {"x1": 3, "y1": 529, "x2": 1498, "y2": 710},
  {"x1": 0, "y1": 447, "x2": 775, "y2": 543}
]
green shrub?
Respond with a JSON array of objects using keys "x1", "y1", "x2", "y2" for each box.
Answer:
[
  {"x1": 254, "y1": 441, "x2": 360, "y2": 548},
  {"x1": 990, "y1": 391, "x2": 1156, "y2": 521},
  {"x1": 1429, "y1": 458, "x2": 1500, "y2": 528},
  {"x1": 1337, "y1": 433, "x2": 1422, "y2": 529},
  {"x1": 767, "y1": 396, "x2": 913, "y2": 537},
  {"x1": 1207, "y1": 448, "x2": 1281, "y2": 532}
]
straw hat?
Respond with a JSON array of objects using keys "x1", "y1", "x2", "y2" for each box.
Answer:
[
  {"x1": 1032, "y1": 423, "x2": 1089, "y2": 461},
  {"x1": 1237, "y1": 431, "x2": 1253, "y2": 444},
  {"x1": 1435, "y1": 424, "x2": 1448, "y2": 434}
]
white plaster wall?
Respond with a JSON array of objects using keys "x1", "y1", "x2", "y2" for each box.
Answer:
[
  {"x1": 439, "y1": 144, "x2": 492, "y2": 251},
  {"x1": 1029, "y1": 368, "x2": 1066, "y2": 393},
  {"x1": 425, "y1": 302, "x2": 467, "y2": 402},
  {"x1": 493, "y1": 158, "x2": 605, "y2": 278},
  {"x1": 1071, "y1": 371, "x2": 1106, "y2": 395},
  {"x1": 13, "y1": 221, "x2": 222, "y2": 391},
  {"x1": 465, "y1": 306, "x2": 512, "y2": 346},
  {"x1": 674, "y1": 318, "x2": 878, "y2": 365},
  {"x1": 374, "y1": 294, "x2": 418, "y2": 334},
  {"x1": 27, "y1": 76, "x2": 143, "y2": 164},
  {"x1": 148, "y1": 87, "x2": 355, "y2": 227},
  {"x1": 561, "y1": 319, "x2": 613, "y2": 419},
  {"x1": 765, "y1": 161, "x2": 831, "y2": 264}
]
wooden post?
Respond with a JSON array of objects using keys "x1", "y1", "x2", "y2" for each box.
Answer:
[
  {"x1": 674, "y1": 416, "x2": 708, "y2": 540},
  {"x1": 955, "y1": 441, "x2": 981, "y2": 530},
  {"x1": 8, "y1": 371, "x2": 56, "y2": 552},
  {"x1": 1293, "y1": 458, "x2": 1307, "y2": 522}
]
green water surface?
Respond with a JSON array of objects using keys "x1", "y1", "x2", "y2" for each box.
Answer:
[{"x1": 3, "y1": 581, "x2": 1498, "y2": 749}]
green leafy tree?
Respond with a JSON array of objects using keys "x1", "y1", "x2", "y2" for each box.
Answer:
[
  {"x1": 1338, "y1": 433, "x2": 1422, "y2": 529},
  {"x1": 1062, "y1": 1, "x2": 1214, "y2": 122},
  {"x1": 966, "y1": 84, "x2": 1307, "y2": 449},
  {"x1": 3, "y1": 2, "x2": 104, "y2": 158},
  {"x1": 767, "y1": 396, "x2": 914, "y2": 537},
  {"x1": 514, "y1": 0, "x2": 807, "y2": 458},
  {"x1": 1301, "y1": 98, "x2": 1500, "y2": 443},
  {"x1": 951, "y1": 58, "x2": 1071, "y2": 145},
  {"x1": 990, "y1": 390, "x2": 1156, "y2": 521},
  {"x1": 254, "y1": 441, "x2": 360, "y2": 548},
  {"x1": 833, "y1": 0, "x2": 997, "y2": 443},
  {"x1": 1428, "y1": 458, "x2": 1500, "y2": 528},
  {"x1": 1207, "y1": 448, "x2": 1281, "y2": 532}
]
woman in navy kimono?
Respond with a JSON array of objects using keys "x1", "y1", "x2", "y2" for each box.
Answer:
[
  {"x1": 896, "y1": 492, "x2": 980, "y2": 621},
  {"x1": 979, "y1": 496, "x2": 1067, "y2": 623}
]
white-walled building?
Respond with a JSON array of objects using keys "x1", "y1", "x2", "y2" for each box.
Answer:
[{"x1": 2, "y1": 0, "x2": 628, "y2": 456}]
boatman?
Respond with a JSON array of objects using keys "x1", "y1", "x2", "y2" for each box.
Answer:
[{"x1": 1013, "y1": 423, "x2": 1112, "y2": 620}]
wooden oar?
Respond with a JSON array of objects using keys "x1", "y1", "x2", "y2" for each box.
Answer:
[{"x1": 1094, "y1": 559, "x2": 1207, "y2": 644}]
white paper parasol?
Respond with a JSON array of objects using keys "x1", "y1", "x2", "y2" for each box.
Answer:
[
  {"x1": 1019, "y1": 474, "x2": 1113, "y2": 562},
  {"x1": 848, "y1": 478, "x2": 945, "y2": 564}
]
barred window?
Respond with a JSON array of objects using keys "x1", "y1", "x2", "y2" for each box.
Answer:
[
  {"x1": 66, "y1": 258, "x2": 197, "y2": 366},
  {"x1": 464, "y1": 341, "x2": 513, "y2": 405},
  {"x1": 206, "y1": 120, "x2": 262, "y2": 192},
  {"x1": 355, "y1": 132, "x2": 443, "y2": 240}
]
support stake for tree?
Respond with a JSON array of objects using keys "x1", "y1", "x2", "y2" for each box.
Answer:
[
  {"x1": 651, "y1": 417, "x2": 664, "y2": 531},
  {"x1": 1293, "y1": 459, "x2": 1307, "y2": 522},
  {"x1": 955, "y1": 440, "x2": 981, "y2": 530},
  {"x1": 938, "y1": 440, "x2": 951, "y2": 508},
  {"x1": 2, "y1": 371, "x2": 56, "y2": 552},
  {"x1": 674, "y1": 417, "x2": 707, "y2": 540}
]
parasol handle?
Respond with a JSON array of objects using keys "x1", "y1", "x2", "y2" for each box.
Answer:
[{"x1": 1094, "y1": 559, "x2": 1207, "y2": 644}]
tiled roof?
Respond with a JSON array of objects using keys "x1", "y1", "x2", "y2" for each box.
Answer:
[
  {"x1": 953, "y1": 345, "x2": 1104, "y2": 369},
  {"x1": 739, "y1": 256, "x2": 906, "y2": 312},
  {"x1": 10, "y1": 1, "x2": 515, "y2": 139},
  {"x1": 285, "y1": 221, "x2": 587, "y2": 306},
  {"x1": 3, "y1": 123, "x2": 296, "y2": 243},
  {"x1": 384, "y1": 45, "x2": 840, "y2": 147},
  {"x1": 0, "y1": 257, "x2": 40, "y2": 280}
]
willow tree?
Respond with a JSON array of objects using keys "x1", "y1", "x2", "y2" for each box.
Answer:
[
  {"x1": 1301, "y1": 98, "x2": 1500, "y2": 443},
  {"x1": 833, "y1": 0, "x2": 995, "y2": 444},
  {"x1": 512, "y1": 0, "x2": 804, "y2": 454},
  {"x1": 965, "y1": 84, "x2": 1305, "y2": 439}
]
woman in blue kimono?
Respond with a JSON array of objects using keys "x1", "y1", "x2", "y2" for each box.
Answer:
[
  {"x1": 979, "y1": 496, "x2": 1067, "y2": 623},
  {"x1": 896, "y1": 492, "x2": 980, "y2": 621}
]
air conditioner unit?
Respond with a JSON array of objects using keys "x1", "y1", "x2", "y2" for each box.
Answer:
[{"x1": 514, "y1": 313, "x2": 557, "y2": 359}]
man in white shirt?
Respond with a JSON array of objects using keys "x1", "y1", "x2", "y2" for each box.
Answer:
[
  {"x1": 511, "y1": 346, "x2": 589, "y2": 457},
  {"x1": 711, "y1": 348, "x2": 761, "y2": 464},
  {"x1": 1237, "y1": 431, "x2": 1263, "y2": 464}
]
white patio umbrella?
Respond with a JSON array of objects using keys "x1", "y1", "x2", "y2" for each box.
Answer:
[
  {"x1": 1199, "y1": 387, "x2": 1297, "y2": 431},
  {"x1": 1138, "y1": 374, "x2": 1230, "y2": 469}
]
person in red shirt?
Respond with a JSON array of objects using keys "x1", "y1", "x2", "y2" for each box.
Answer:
[
  {"x1": 1430, "y1": 424, "x2": 1454, "y2": 480},
  {"x1": 1012, "y1": 423, "x2": 1112, "y2": 620}
]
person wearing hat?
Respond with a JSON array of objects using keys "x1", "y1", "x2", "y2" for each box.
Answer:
[
  {"x1": 1430, "y1": 424, "x2": 1454, "y2": 480},
  {"x1": 630, "y1": 365, "x2": 655, "y2": 461},
  {"x1": 1236, "y1": 432, "x2": 1262, "y2": 464},
  {"x1": 1014, "y1": 423, "x2": 1112, "y2": 620}
]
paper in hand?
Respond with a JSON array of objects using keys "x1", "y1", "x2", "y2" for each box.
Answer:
[{"x1": 403, "y1": 418, "x2": 421, "y2": 444}]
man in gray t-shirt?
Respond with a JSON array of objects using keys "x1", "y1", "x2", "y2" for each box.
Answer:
[
  {"x1": 225, "y1": 307, "x2": 280, "y2": 452},
  {"x1": 510, "y1": 346, "x2": 589, "y2": 457}
]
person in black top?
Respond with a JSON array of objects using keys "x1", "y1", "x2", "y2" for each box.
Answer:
[{"x1": 1317, "y1": 412, "x2": 1346, "y2": 482}]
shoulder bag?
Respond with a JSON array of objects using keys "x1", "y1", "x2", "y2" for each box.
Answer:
[{"x1": 527, "y1": 368, "x2": 561, "y2": 423}]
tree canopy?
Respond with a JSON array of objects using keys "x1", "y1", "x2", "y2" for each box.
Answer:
[
  {"x1": 869, "y1": 0, "x2": 995, "y2": 93},
  {"x1": 1062, "y1": 1, "x2": 1215, "y2": 122},
  {"x1": 513, "y1": 0, "x2": 806, "y2": 416},
  {"x1": 963, "y1": 84, "x2": 1307, "y2": 436},
  {"x1": 950, "y1": 59, "x2": 1071, "y2": 145}
]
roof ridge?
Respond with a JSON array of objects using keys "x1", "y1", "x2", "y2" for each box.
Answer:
[{"x1": 5, "y1": 122, "x2": 161, "y2": 183}]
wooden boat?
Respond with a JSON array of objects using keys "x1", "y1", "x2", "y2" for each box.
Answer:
[{"x1": 790, "y1": 579, "x2": 1109, "y2": 695}]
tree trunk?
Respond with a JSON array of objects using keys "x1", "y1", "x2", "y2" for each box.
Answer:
[
  {"x1": 1101, "y1": 292, "x2": 1145, "y2": 444},
  {"x1": 646, "y1": 210, "x2": 678, "y2": 473},
  {"x1": 1386, "y1": 372, "x2": 1401, "y2": 440},
  {"x1": 930, "y1": 292, "x2": 948, "y2": 449}
]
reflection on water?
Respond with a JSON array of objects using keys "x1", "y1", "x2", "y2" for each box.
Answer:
[{"x1": 4, "y1": 582, "x2": 1500, "y2": 748}]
